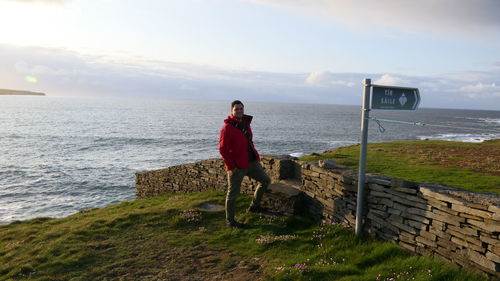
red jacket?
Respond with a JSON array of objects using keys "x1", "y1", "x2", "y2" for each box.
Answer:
[{"x1": 219, "y1": 114, "x2": 260, "y2": 171}]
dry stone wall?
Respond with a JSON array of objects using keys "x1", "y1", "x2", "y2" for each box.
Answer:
[
  {"x1": 300, "y1": 161, "x2": 499, "y2": 278},
  {"x1": 135, "y1": 156, "x2": 294, "y2": 198},
  {"x1": 135, "y1": 156, "x2": 499, "y2": 277}
]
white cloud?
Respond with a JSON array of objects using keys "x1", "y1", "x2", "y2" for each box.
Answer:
[
  {"x1": 306, "y1": 70, "x2": 332, "y2": 86},
  {"x1": 306, "y1": 70, "x2": 355, "y2": 87},
  {"x1": 459, "y1": 82, "x2": 500, "y2": 99},
  {"x1": 460, "y1": 82, "x2": 497, "y2": 92},
  {"x1": 374, "y1": 74, "x2": 409, "y2": 86},
  {"x1": 0, "y1": 44, "x2": 311, "y2": 101},
  {"x1": 1, "y1": 44, "x2": 499, "y2": 109},
  {"x1": 15, "y1": 61, "x2": 81, "y2": 76},
  {"x1": 439, "y1": 71, "x2": 496, "y2": 83},
  {"x1": 247, "y1": 0, "x2": 500, "y2": 37}
]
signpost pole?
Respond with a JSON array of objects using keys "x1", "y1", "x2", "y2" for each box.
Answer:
[{"x1": 356, "y1": 78, "x2": 371, "y2": 236}]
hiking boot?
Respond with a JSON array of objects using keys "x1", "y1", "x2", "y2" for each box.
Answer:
[
  {"x1": 227, "y1": 220, "x2": 245, "y2": 228},
  {"x1": 247, "y1": 205, "x2": 266, "y2": 213}
]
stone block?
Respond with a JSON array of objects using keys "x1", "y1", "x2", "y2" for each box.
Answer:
[
  {"x1": 430, "y1": 226, "x2": 452, "y2": 240},
  {"x1": 436, "y1": 237, "x2": 457, "y2": 250},
  {"x1": 407, "y1": 207, "x2": 428, "y2": 217},
  {"x1": 488, "y1": 204, "x2": 499, "y2": 213},
  {"x1": 367, "y1": 177, "x2": 391, "y2": 186},
  {"x1": 399, "y1": 231, "x2": 416, "y2": 242},
  {"x1": 391, "y1": 178, "x2": 418, "y2": 189},
  {"x1": 406, "y1": 213, "x2": 430, "y2": 225},
  {"x1": 316, "y1": 196, "x2": 334, "y2": 208},
  {"x1": 424, "y1": 197, "x2": 449, "y2": 208},
  {"x1": 419, "y1": 230, "x2": 437, "y2": 241},
  {"x1": 379, "y1": 198, "x2": 394, "y2": 208},
  {"x1": 466, "y1": 249, "x2": 498, "y2": 273},
  {"x1": 490, "y1": 245, "x2": 500, "y2": 256},
  {"x1": 367, "y1": 211, "x2": 385, "y2": 225},
  {"x1": 370, "y1": 209, "x2": 389, "y2": 219},
  {"x1": 393, "y1": 186, "x2": 418, "y2": 194},
  {"x1": 416, "y1": 236, "x2": 437, "y2": 248},
  {"x1": 459, "y1": 212, "x2": 485, "y2": 221},
  {"x1": 375, "y1": 229, "x2": 398, "y2": 241},
  {"x1": 342, "y1": 176, "x2": 355, "y2": 185},
  {"x1": 391, "y1": 220, "x2": 418, "y2": 235},
  {"x1": 486, "y1": 251, "x2": 500, "y2": 263},
  {"x1": 433, "y1": 206, "x2": 460, "y2": 216},
  {"x1": 480, "y1": 234, "x2": 499, "y2": 247},
  {"x1": 388, "y1": 214, "x2": 404, "y2": 224},
  {"x1": 367, "y1": 196, "x2": 381, "y2": 204},
  {"x1": 468, "y1": 219, "x2": 500, "y2": 233},
  {"x1": 447, "y1": 225, "x2": 478, "y2": 237},
  {"x1": 370, "y1": 190, "x2": 392, "y2": 199},
  {"x1": 432, "y1": 220, "x2": 445, "y2": 231},
  {"x1": 407, "y1": 219, "x2": 427, "y2": 230},
  {"x1": 387, "y1": 208, "x2": 402, "y2": 216},
  {"x1": 452, "y1": 204, "x2": 493, "y2": 219},
  {"x1": 344, "y1": 184, "x2": 358, "y2": 193},
  {"x1": 392, "y1": 202, "x2": 408, "y2": 212},
  {"x1": 448, "y1": 251, "x2": 473, "y2": 269},
  {"x1": 399, "y1": 241, "x2": 416, "y2": 252},
  {"x1": 390, "y1": 194, "x2": 428, "y2": 209},
  {"x1": 261, "y1": 183, "x2": 307, "y2": 216},
  {"x1": 451, "y1": 237, "x2": 484, "y2": 252},
  {"x1": 368, "y1": 183, "x2": 387, "y2": 192},
  {"x1": 449, "y1": 229, "x2": 483, "y2": 249},
  {"x1": 427, "y1": 209, "x2": 465, "y2": 226},
  {"x1": 434, "y1": 247, "x2": 454, "y2": 263},
  {"x1": 368, "y1": 203, "x2": 387, "y2": 211},
  {"x1": 420, "y1": 186, "x2": 464, "y2": 205}
]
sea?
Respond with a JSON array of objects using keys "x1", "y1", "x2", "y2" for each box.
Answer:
[{"x1": 1, "y1": 96, "x2": 499, "y2": 225}]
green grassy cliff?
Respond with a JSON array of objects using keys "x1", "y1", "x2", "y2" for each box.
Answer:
[
  {"x1": 0, "y1": 192, "x2": 489, "y2": 280},
  {"x1": 300, "y1": 139, "x2": 500, "y2": 194}
]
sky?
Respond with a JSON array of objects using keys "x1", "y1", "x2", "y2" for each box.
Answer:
[{"x1": 0, "y1": 0, "x2": 499, "y2": 109}]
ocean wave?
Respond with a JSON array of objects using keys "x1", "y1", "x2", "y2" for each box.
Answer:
[
  {"x1": 86, "y1": 137, "x2": 216, "y2": 150},
  {"x1": 93, "y1": 136, "x2": 163, "y2": 146},
  {"x1": 481, "y1": 118, "x2": 500, "y2": 125},
  {"x1": 417, "y1": 133, "x2": 499, "y2": 143},
  {"x1": 289, "y1": 152, "x2": 305, "y2": 158},
  {"x1": 460, "y1": 117, "x2": 500, "y2": 125}
]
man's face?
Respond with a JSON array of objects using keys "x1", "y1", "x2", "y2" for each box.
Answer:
[{"x1": 231, "y1": 104, "x2": 244, "y2": 119}]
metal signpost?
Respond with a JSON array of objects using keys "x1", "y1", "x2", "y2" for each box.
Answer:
[{"x1": 355, "y1": 79, "x2": 421, "y2": 236}]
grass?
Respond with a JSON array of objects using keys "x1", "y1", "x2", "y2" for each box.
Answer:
[
  {"x1": 300, "y1": 139, "x2": 500, "y2": 194},
  {"x1": 0, "y1": 191, "x2": 490, "y2": 280}
]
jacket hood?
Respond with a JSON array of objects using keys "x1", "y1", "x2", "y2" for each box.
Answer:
[{"x1": 224, "y1": 114, "x2": 253, "y2": 124}]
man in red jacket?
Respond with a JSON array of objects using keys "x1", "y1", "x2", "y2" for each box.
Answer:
[{"x1": 219, "y1": 100, "x2": 270, "y2": 228}]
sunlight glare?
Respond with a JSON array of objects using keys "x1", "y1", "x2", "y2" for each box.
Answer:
[{"x1": 25, "y1": 76, "x2": 38, "y2": 83}]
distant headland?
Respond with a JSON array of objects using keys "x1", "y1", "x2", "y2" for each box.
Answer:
[{"x1": 0, "y1": 88, "x2": 45, "y2": 96}]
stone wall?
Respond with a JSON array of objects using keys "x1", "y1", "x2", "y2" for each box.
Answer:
[
  {"x1": 299, "y1": 161, "x2": 499, "y2": 277},
  {"x1": 135, "y1": 156, "x2": 499, "y2": 277},
  {"x1": 135, "y1": 156, "x2": 295, "y2": 198}
]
